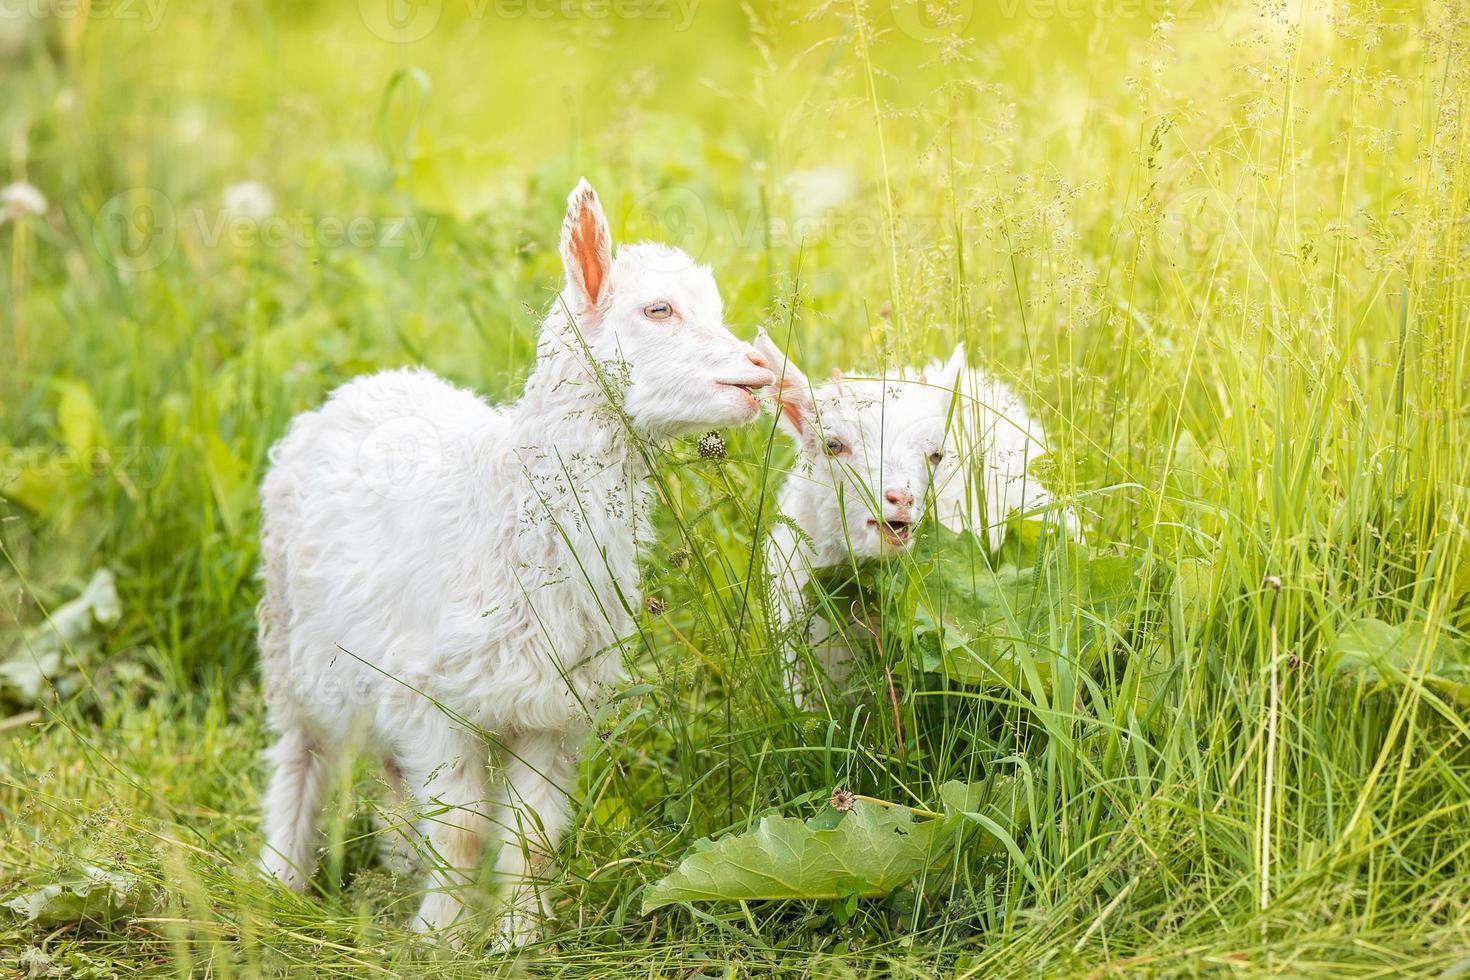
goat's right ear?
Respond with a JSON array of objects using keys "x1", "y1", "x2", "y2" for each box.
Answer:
[
  {"x1": 560, "y1": 178, "x2": 613, "y2": 318},
  {"x1": 754, "y1": 330, "x2": 816, "y2": 445}
]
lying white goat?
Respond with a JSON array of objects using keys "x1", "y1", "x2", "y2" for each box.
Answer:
[
  {"x1": 753, "y1": 332, "x2": 1077, "y2": 702},
  {"x1": 255, "y1": 181, "x2": 774, "y2": 944}
]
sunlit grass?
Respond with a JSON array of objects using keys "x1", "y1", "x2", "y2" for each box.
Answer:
[{"x1": 2, "y1": 0, "x2": 1468, "y2": 975}]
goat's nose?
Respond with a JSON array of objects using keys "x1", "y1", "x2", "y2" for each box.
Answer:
[
  {"x1": 885, "y1": 488, "x2": 915, "y2": 510},
  {"x1": 745, "y1": 350, "x2": 771, "y2": 372}
]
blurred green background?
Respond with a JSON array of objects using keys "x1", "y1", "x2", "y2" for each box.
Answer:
[{"x1": 2, "y1": 0, "x2": 1468, "y2": 974}]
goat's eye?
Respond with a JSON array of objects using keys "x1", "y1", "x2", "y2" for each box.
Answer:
[
  {"x1": 642, "y1": 301, "x2": 674, "y2": 321},
  {"x1": 928, "y1": 450, "x2": 945, "y2": 466},
  {"x1": 824, "y1": 437, "x2": 846, "y2": 457}
]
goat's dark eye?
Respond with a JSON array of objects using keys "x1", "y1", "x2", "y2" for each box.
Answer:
[
  {"x1": 928, "y1": 450, "x2": 945, "y2": 466},
  {"x1": 643, "y1": 302, "x2": 674, "y2": 321},
  {"x1": 824, "y1": 437, "x2": 846, "y2": 457}
]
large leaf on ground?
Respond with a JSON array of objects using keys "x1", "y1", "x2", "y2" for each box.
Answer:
[
  {"x1": 1, "y1": 568, "x2": 121, "y2": 705},
  {"x1": 642, "y1": 778, "x2": 1021, "y2": 912},
  {"x1": 1325, "y1": 617, "x2": 1470, "y2": 704},
  {"x1": 3, "y1": 864, "x2": 157, "y2": 928}
]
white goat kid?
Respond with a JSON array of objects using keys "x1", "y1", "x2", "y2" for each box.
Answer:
[
  {"x1": 255, "y1": 181, "x2": 774, "y2": 944},
  {"x1": 753, "y1": 333, "x2": 1076, "y2": 702}
]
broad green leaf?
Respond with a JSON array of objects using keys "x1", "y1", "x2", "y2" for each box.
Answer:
[
  {"x1": 204, "y1": 434, "x2": 249, "y2": 537},
  {"x1": 594, "y1": 795, "x2": 630, "y2": 831},
  {"x1": 642, "y1": 778, "x2": 1021, "y2": 912},
  {"x1": 0, "y1": 448, "x2": 68, "y2": 518},
  {"x1": 811, "y1": 522, "x2": 1141, "y2": 691},
  {"x1": 2, "y1": 864, "x2": 156, "y2": 928},
  {"x1": 1325, "y1": 617, "x2": 1470, "y2": 704},
  {"x1": 56, "y1": 381, "x2": 101, "y2": 458},
  {"x1": 1173, "y1": 557, "x2": 1220, "y2": 622},
  {"x1": 0, "y1": 568, "x2": 121, "y2": 704}
]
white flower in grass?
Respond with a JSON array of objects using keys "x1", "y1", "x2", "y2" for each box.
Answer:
[
  {"x1": 220, "y1": 180, "x2": 275, "y2": 222},
  {"x1": 781, "y1": 166, "x2": 856, "y2": 224},
  {"x1": 1, "y1": 181, "x2": 47, "y2": 221}
]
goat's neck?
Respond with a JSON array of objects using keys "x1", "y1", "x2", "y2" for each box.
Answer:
[{"x1": 497, "y1": 330, "x2": 654, "y2": 542}]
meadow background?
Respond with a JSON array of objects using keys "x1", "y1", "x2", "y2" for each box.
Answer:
[{"x1": 2, "y1": 0, "x2": 1469, "y2": 975}]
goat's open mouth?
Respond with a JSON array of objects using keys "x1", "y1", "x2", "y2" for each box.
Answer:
[
  {"x1": 868, "y1": 518, "x2": 913, "y2": 547},
  {"x1": 717, "y1": 380, "x2": 768, "y2": 396},
  {"x1": 715, "y1": 380, "x2": 768, "y2": 410}
]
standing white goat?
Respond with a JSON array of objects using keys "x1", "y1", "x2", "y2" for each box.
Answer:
[
  {"x1": 753, "y1": 332, "x2": 1077, "y2": 701},
  {"x1": 255, "y1": 181, "x2": 775, "y2": 944}
]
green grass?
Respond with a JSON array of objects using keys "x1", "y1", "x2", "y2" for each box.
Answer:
[{"x1": 3, "y1": 0, "x2": 1469, "y2": 975}]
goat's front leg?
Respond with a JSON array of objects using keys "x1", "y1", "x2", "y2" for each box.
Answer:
[
  {"x1": 401, "y1": 734, "x2": 491, "y2": 942},
  {"x1": 775, "y1": 561, "x2": 861, "y2": 709},
  {"x1": 489, "y1": 729, "x2": 578, "y2": 947}
]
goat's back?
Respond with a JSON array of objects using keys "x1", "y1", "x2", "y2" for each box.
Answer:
[{"x1": 257, "y1": 368, "x2": 506, "y2": 717}]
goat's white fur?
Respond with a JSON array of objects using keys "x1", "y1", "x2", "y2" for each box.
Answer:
[
  {"x1": 754, "y1": 332, "x2": 1078, "y2": 702},
  {"x1": 255, "y1": 180, "x2": 774, "y2": 945}
]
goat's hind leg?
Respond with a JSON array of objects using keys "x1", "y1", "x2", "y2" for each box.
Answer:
[{"x1": 258, "y1": 727, "x2": 333, "y2": 891}]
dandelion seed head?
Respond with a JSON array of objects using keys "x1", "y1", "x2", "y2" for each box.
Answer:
[
  {"x1": 221, "y1": 180, "x2": 275, "y2": 222},
  {"x1": 1, "y1": 181, "x2": 47, "y2": 220}
]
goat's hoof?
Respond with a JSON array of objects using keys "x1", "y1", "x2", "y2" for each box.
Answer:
[
  {"x1": 412, "y1": 897, "x2": 473, "y2": 952},
  {"x1": 489, "y1": 910, "x2": 541, "y2": 952},
  {"x1": 410, "y1": 920, "x2": 468, "y2": 953}
]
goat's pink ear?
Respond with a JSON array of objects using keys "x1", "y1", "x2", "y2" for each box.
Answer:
[
  {"x1": 560, "y1": 179, "x2": 613, "y2": 315},
  {"x1": 754, "y1": 330, "x2": 815, "y2": 444}
]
